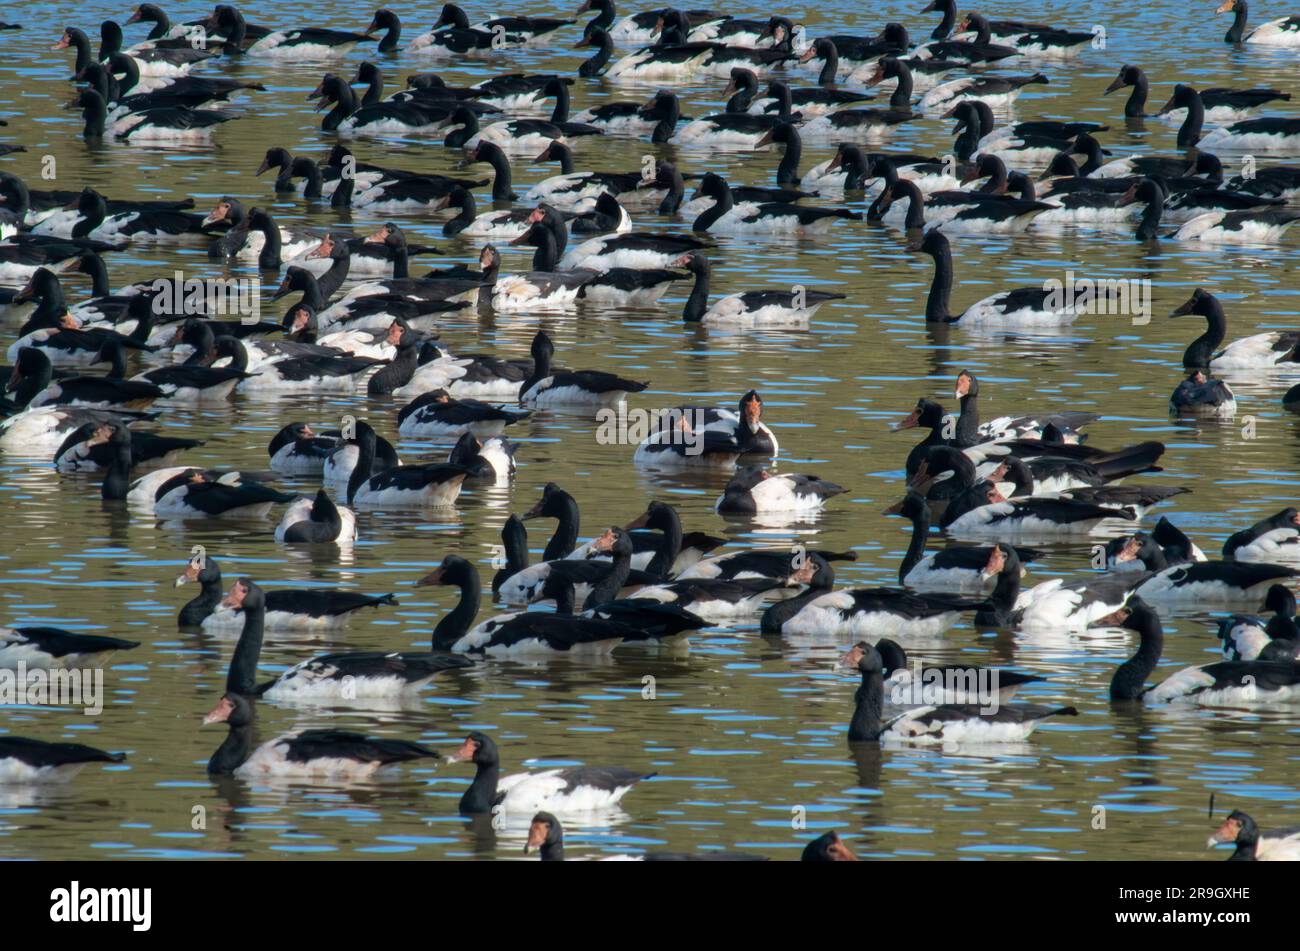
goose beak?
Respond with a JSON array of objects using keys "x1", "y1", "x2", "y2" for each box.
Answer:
[
  {"x1": 415, "y1": 566, "x2": 446, "y2": 587},
  {"x1": 203, "y1": 696, "x2": 234, "y2": 725}
]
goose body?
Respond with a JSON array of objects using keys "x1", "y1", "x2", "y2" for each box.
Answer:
[
  {"x1": 1219, "y1": 0, "x2": 1300, "y2": 45},
  {"x1": 1110, "y1": 599, "x2": 1300, "y2": 707},
  {"x1": 0, "y1": 626, "x2": 139, "y2": 670},
  {"x1": 841, "y1": 641, "x2": 1077, "y2": 744},
  {"x1": 175, "y1": 558, "x2": 397, "y2": 631},
  {"x1": 275, "y1": 489, "x2": 357, "y2": 544},
  {"x1": 450, "y1": 732, "x2": 652, "y2": 815},
  {"x1": 1174, "y1": 288, "x2": 1300, "y2": 370},
  {"x1": 0, "y1": 738, "x2": 124, "y2": 784},
  {"x1": 716, "y1": 467, "x2": 845, "y2": 515},
  {"x1": 1225, "y1": 508, "x2": 1300, "y2": 563}
]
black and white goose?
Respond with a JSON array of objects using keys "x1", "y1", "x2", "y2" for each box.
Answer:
[
  {"x1": 1223, "y1": 508, "x2": 1300, "y2": 563},
  {"x1": 434, "y1": 187, "x2": 533, "y2": 242},
  {"x1": 525, "y1": 141, "x2": 645, "y2": 209},
  {"x1": 275, "y1": 488, "x2": 357, "y2": 545},
  {"x1": 1107, "y1": 598, "x2": 1300, "y2": 706},
  {"x1": 879, "y1": 177, "x2": 1053, "y2": 233},
  {"x1": 840, "y1": 640, "x2": 1077, "y2": 744},
  {"x1": 560, "y1": 230, "x2": 709, "y2": 271},
  {"x1": 174, "y1": 559, "x2": 397, "y2": 632},
  {"x1": 678, "y1": 546, "x2": 856, "y2": 583},
  {"x1": 203, "y1": 201, "x2": 320, "y2": 267},
  {"x1": 1218, "y1": 0, "x2": 1300, "y2": 45},
  {"x1": 676, "y1": 251, "x2": 843, "y2": 328},
  {"x1": 685, "y1": 389, "x2": 780, "y2": 456},
  {"x1": 955, "y1": 13, "x2": 1091, "y2": 59},
  {"x1": 267, "y1": 422, "x2": 341, "y2": 475},
  {"x1": 280, "y1": 262, "x2": 475, "y2": 334},
  {"x1": 453, "y1": 99, "x2": 603, "y2": 156},
  {"x1": 1207, "y1": 810, "x2": 1300, "y2": 861},
  {"x1": 569, "y1": 86, "x2": 675, "y2": 137},
  {"x1": 0, "y1": 624, "x2": 138, "y2": 670},
  {"x1": 1110, "y1": 531, "x2": 1297, "y2": 606},
  {"x1": 446, "y1": 430, "x2": 516, "y2": 482},
  {"x1": 672, "y1": 82, "x2": 798, "y2": 148},
  {"x1": 52, "y1": 419, "x2": 200, "y2": 472},
  {"x1": 1151, "y1": 78, "x2": 1292, "y2": 142},
  {"x1": 10, "y1": 346, "x2": 162, "y2": 411},
  {"x1": 508, "y1": 227, "x2": 679, "y2": 304},
  {"x1": 447, "y1": 731, "x2": 652, "y2": 815},
  {"x1": 919, "y1": 72, "x2": 1048, "y2": 113},
  {"x1": 0, "y1": 403, "x2": 154, "y2": 458},
  {"x1": 939, "y1": 478, "x2": 1136, "y2": 538},
  {"x1": 492, "y1": 226, "x2": 600, "y2": 310},
  {"x1": 629, "y1": 574, "x2": 793, "y2": 619},
  {"x1": 32, "y1": 186, "x2": 202, "y2": 242},
  {"x1": 1170, "y1": 368, "x2": 1237, "y2": 417},
  {"x1": 345, "y1": 419, "x2": 480, "y2": 507},
  {"x1": 568, "y1": 500, "x2": 725, "y2": 576},
  {"x1": 759, "y1": 554, "x2": 967, "y2": 639},
  {"x1": 205, "y1": 691, "x2": 439, "y2": 779},
  {"x1": 426, "y1": 3, "x2": 573, "y2": 47},
  {"x1": 245, "y1": 18, "x2": 377, "y2": 60},
  {"x1": 421, "y1": 553, "x2": 650, "y2": 654},
  {"x1": 392, "y1": 338, "x2": 540, "y2": 403},
  {"x1": 874, "y1": 638, "x2": 1047, "y2": 703},
  {"x1": 312, "y1": 74, "x2": 446, "y2": 136},
  {"x1": 973, "y1": 544, "x2": 1148, "y2": 631},
  {"x1": 96, "y1": 19, "x2": 217, "y2": 75},
  {"x1": 1218, "y1": 584, "x2": 1300, "y2": 662},
  {"x1": 139, "y1": 465, "x2": 297, "y2": 518},
  {"x1": 909, "y1": 229, "x2": 1074, "y2": 325},
  {"x1": 716, "y1": 466, "x2": 846, "y2": 516},
  {"x1": 690, "y1": 172, "x2": 860, "y2": 234},
  {"x1": 502, "y1": 525, "x2": 656, "y2": 607},
  {"x1": 631, "y1": 407, "x2": 745, "y2": 470},
  {"x1": 72, "y1": 88, "x2": 236, "y2": 143},
  {"x1": 1172, "y1": 205, "x2": 1300, "y2": 244},
  {"x1": 0, "y1": 738, "x2": 124, "y2": 784},
  {"x1": 563, "y1": 192, "x2": 633, "y2": 235},
  {"x1": 209, "y1": 571, "x2": 471, "y2": 703},
  {"x1": 223, "y1": 334, "x2": 388, "y2": 396},
  {"x1": 885, "y1": 490, "x2": 1037, "y2": 594},
  {"x1": 518, "y1": 331, "x2": 648, "y2": 408},
  {"x1": 1173, "y1": 288, "x2": 1300, "y2": 370},
  {"x1": 398, "y1": 389, "x2": 530, "y2": 439},
  {"x1": 96, "y1": 333, "x2": 252, "y2": 403}
]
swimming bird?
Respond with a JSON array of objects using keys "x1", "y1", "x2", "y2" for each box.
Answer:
[
  {"x1": 205, "y1": 692, "x2": 439, "y2": 779},
  {"x1": 1106, "y1": 598, "x2": 1300, "y2": 706},
  {"x1": 0, "y1": 738, "x2": 125, "y2": 784},
  {"x1": 909, "y1": 230, "x2": 1074, "y2": 325},
  {"x1": 1218, "y1": 0, "x2": 1300, "y2": 45},
  {"x1": 275, "y1": 489, "x2": 357, "y2": 545},
  {"x1": 840, "y1": 640, "x2": 1077, "y2": 744},
  {"x1": 447, "y1": 731, "x2": 653, "y2": 815},
  {"x1": 1207, "y1": 810, "x2": 1300, "y2": 861},
  {"x1": 174, "y1": 558, "x2": 397, "y2": 631},
  {"x1": 1172, "y1": 288, "x2": 1300, "y2": 370}
]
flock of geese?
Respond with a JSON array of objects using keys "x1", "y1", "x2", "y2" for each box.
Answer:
[{"x1": 1, "y1": 1, "x2": 1299, "y2": 862}]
